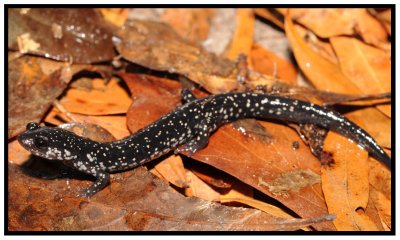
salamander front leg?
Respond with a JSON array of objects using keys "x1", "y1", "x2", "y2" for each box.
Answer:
[{"x1": 76, "y1": 165, "x2": 110, "y2": 197}]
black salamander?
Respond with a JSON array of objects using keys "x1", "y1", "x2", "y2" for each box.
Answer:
[{"x1": 18, "y1": 90, "x2": 391, "y2": 197}]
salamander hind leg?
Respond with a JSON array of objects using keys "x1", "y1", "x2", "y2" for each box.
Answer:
[
  {"x1": 174, "y1": 133, "x2": 210, "y2": 156},
  {"x1": 181, "y1": 89, "x2": 197, "y2": 103},
  {"x1": 175, "y1": 128, "x2": 210, "y2": 156}
]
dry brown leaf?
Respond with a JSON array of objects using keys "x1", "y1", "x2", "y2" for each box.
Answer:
[
  {"x1": 45, "y1": 108, "x2": 131, "y2": 140},
  {"x1": 279, "y1": 8, "x2": 389, "y2": 50},
  {"x1": 98, "y1": 8, "x2": 128, "y2": 27},
  {"x1": 9, "y1": 8, "x2": 116, "y2": 64},
  {"x1": 224, "y1": 9, "x2": 255, "y2": 62},
  {"x1": 343, "y1": 109, "x2": 391, "y2": 149},
  {"x1": 250, "y1": 43, "x2": 297, "y2": 84},
  {"x1": 254, "y1": 8, "x2": 284, "y2": 29},
  {"x1": 9, "y1": 163, "x2": 332, "y2": 231},
  {"x1": 371, "y1": 9, "x2": 391, "y2": 35},
  {"x1": 364, "y1": 190, "x2": 385, "y2": 231},
  {"x1": 60, "y1": 78, "x2": 131, "y2": 115},
  {"x1": 8, "y1": 53, "x2": 112, "y2": 139},
  {"x1": 279, "y1": 8, "x2": 355, "y2": 37},
  {"x1": 351, "y1": 9, "x2": 390, "y2": 51},
  {"x1": 284, "y1": 11, "x2": 391, "y2": 150},
  {"x1": 369, "y1": 186, "x2": 391, "y2": 229},
  {"x1": 8, "y1": 139, "x2": 32, "y2": 166},
  {"x1": 161, "y1": 9, "x2": 215, "y2": 43},
  {"x1": 115, "y1": 18, "x2": 293, "y2": 94},
  {"x1": 368, "y1": 155, "x2": 391, "y2": 229},
  {"x1": 374, "y1": 9, "x2": 391, "y2": 23},
  {"x1": 368, "y1": 157, "x2": 391, "y2": 200},
  {"x1": 293, "y1": 24, "x2": 339, "y2": 64},
  {"x1": 221, "y1": 183, "x2": 313, "y2": 231},
  {"x1": 221, "y1": 182, "x2": 297, "y2": 220},
  {"x1": 321, "y1": 132, "x2": 377, "y2": 231},
  {"x1": 330, "y1": 36, "x2": 391, "y2": 117},
  {"x1": 185, "y1": 170, "x2": 221, "y2": 201},
  {"x1": 115, "y1": 19, "x2": 240, "y2": 93},
  {"x1": 150, "y1": 155, "x2": 188, "y2": 189},
  {"x1": 186, "y1": 161, "x2": 233, "y2": 189},
  {"x1": 284, "y1": 13, "x2": 357, "y2": 93}
]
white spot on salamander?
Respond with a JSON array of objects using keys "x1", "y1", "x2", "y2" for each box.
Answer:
[
  {"x1": 87, "y1": 154, "x2": 95, "y2": 162},
  {"x1": 64, "y1": 149, "x2": 71, "y2": 156}
]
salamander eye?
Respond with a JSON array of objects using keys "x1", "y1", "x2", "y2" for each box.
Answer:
[
  {"x1": 34, "y1": 136, "x2": 49, "y2": 148},
  {"x1": 27, "y1": 122, "x2": 40, "y2": 131}
]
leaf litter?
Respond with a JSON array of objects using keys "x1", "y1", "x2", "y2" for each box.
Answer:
[{"x1": 8, "y1": 8, "x2": 391, "y2": 231}]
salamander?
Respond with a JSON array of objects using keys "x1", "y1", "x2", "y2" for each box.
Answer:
[{"x1": 17, "y1": 90, "x2": 391, "y2": 197}]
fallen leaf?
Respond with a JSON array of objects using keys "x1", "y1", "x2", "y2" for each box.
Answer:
[
  {"x1": 364, "y1": 189, "x2": 386, "y2": 231},
  {"x1": 293, "y1": 24, "x2": 339, "y2": 64},
  {"x1": 60, "y1": 78, "x2": 132, "y2": 115},
  {"x1": 58, "y1": 122, "x2": 117, "y2": 142},
  {"x1": 343, "y1": 108, "x2": 391, "y2": 149},
  {"x1": 115, "y1": 19, "x2": 240, "y2": 93},
  {"x1": 115, "y1": 19, "x2": 290, "y2": 93},
  {"x1": 186, "y1": 102, "x2": 328, "y2": 229},
  {"x1": 370, "y1": 9, "x2": 391, "y2": 35},
  {"x1": 250, "y1": 43, "x2": 297, "y2": 84},
  {"x1": 224, "y1": 9, "x2": 255, "y2": 61},
  {"x1": 279, "y1": 8, "x2": 389, "y2": 50},
  {"x1": 161, "y1": 9, "x2": 215, "y2": 43},
  {"x1": 7, "y1": 163, "x2": 332, "y2": 231},
  {"x1": 150, "y1": 155, "x2": 189, "y2": 189},
  {"x1": 98, "y1": 8, "x2": 128, "y2": 27},
  {"x1": 321, "y1": 132, "x2": 377, "y2": 231},
  {"x1": 368, "y1": 157, "x2": 391, "y2": 201},
  {"x1": 8, "y1": 53, "x2": 110, "y2": 139},
  {"x1": 351, "y1": 9, "x2": 390, "y2": 51},
  {"x1": 284, "y1": 12, "x2": 391, "y2": 150},
  {"x1": 330, "y1": 36, "x2": 391, "y2": 117},
  {"x1": 284, "y1": 13, "x2": 357, "y2": 93},
  {"x1": 8, "y1": 8, "x2": 116, "y2": 63},
  {"x1": 367, "y1": 154, "x2": 391, "y2": 230},
  {"x1": 369, "y1": 185, "x2": 391, "y2": 230},
  {"x1": 279, "y1": 8, "x2": 355, "y2": 37},
  {"x1": 184, "y1": 170, "x2": 221, "y2": 201},
  {"x1": 123, "y1": 74, "x2": 182, "y2": 132},
  {"x1": 8, "y1": 55, "x2": 68, "y2": 138},
  {"x1": 8, "y1": 139, "x2": 32, "y2": 166},
  {"x1": 254, "y1": 8, "x2": 284, "y2": 29},
  {"x1": 221, "y1": 181, "x2": 299, "y2": 220},
  {"x1": 185, "y1": 160, "x2": 233, "y2": 189},
  {"x1": 44, "y1": 107, "x2": 131, "y2": 140}
]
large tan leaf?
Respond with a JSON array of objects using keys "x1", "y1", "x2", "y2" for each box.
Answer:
[
  {"x1": 330, "y1": 36, "x2": 391, "y2": 117},
  {"x1": 321, "y1": 132, "x2": 377, "y2": 231},
  {"x1": 284, "y1": 12, "x2": 391, "y2": 150},
  {"x1": 224, "y1": 9, "x2": 255, "y2": 61}
]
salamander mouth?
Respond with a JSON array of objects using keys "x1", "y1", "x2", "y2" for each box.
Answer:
[
  {"x1": 17, "y1": 135, "x2": 35, "y2": 150},
  {"x1": 17, "y1": 135, "x2": 47, "y2": 158},
  {"x1": 18, "y1": 138, "x2": 33, "y2": 148}
]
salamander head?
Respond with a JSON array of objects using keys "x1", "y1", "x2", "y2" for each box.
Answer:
[{"x1": 18, "y1": 122, "x2": 80, "y2": 161}]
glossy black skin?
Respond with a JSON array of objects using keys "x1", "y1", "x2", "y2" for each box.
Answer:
[{"x1": 18, "y1": 90, "x2": 391, "y2": 197}]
